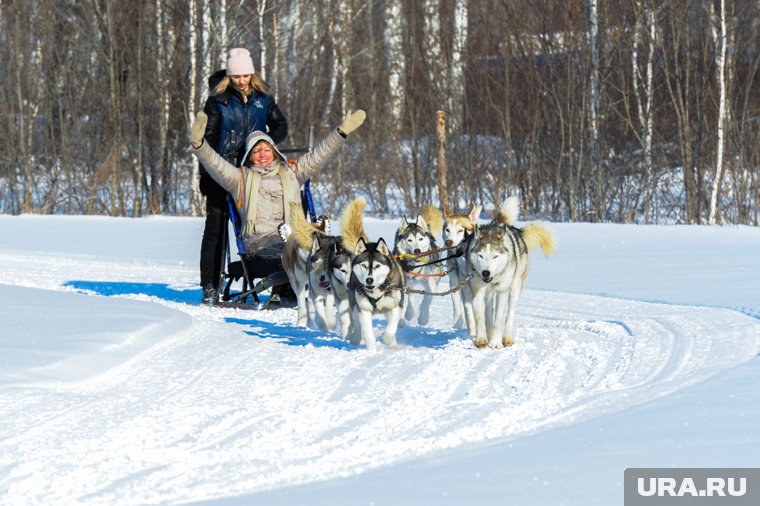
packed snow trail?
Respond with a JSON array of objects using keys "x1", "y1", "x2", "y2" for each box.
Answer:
[
  {"x1": 1, "y1": 266, "x2": 758, "y2": 504},
  {"x1": 1, "y1": 217, "x2": 759, "y2": 505}
]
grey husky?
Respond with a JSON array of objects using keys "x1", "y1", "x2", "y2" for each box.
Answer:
[
  {"x1": 281, "y1": 202, "x2": 330, "y2": 327},
  {"x1": 392, "y1": 205, "x2": 443, "y2": 326},
  {"x1": 441, "y1": 204, "x2": 481, "y2": 328},
  {"x1": 328, "y1": 239, "x2": 354, "y2": 339},
  {"x1": 465, "y1": 197, "x2": 556, "y2": 348},
  {"x1": 303, "y1": 197, "x2": 370, "y2": 338},
  {"x1": 306, "y1": 234, "x2": 341, "y2": 331},
  {"x1": 348, "y1": 237, "x2": 406, "y2": 350}
]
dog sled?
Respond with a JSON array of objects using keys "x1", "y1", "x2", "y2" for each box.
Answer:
[{"x1": 214, "y1": 130, "x2": 316, "y2": 310}]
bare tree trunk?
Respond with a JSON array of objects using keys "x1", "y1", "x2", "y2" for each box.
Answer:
[
  {"x1": 148, "y1": 0, "x2": 169, "y2": 214},
  {"x1": 423, "y1": 0, "x2": 442, "y2": 100},
  {"x1": 188, "y1": 0, "x2": 208, "y2": 217},
  {"x1": 588, "y1": 0, "x2": 602, "y2": 221},
  {"x1": 219, "y1": 0, "x2": 228, "y2": 50},
  {"x1": 385, "y1": 0, "x2": 405, "y2": 125},
  {"x1": 659, "y1": 5, "x2": 699, "y2": 223},
  {"x1": 189, "y1": 0, "x2": 198, "y2": 128},
  {"x1": 632, "y1": 0, "x2": 656, "y2": 223},
  {"x1": 708, "y1": 0, "x2": 729, "y2": 225},
  {"x1": 336, "y1": 0, "x2": 353, "y2": 114},
  {"x1": 257, "y1": 0, "x2": 267, "y2": 79},
  {"x1": 449, "y1": 0, "x2": 467, "y2": 134},
  {"x1": 11, "y1": 8, "x2": 36, "y2": 213},
  {"x1": 135, "y1": 0, "x2": 145, "y2": 217}
]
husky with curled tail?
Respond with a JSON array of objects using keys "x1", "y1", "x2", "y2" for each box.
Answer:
[
  {"x1": 465, "y1": 196, "x2": 556, "y2": 348},
  {"x1": 441, "y1": 204, "x2": 481, "y2": 328},
  {"x1": 321, "y1": 197, "x2": 368, "y2": 339},
  {"x1": 393, "y1": 205, "x2": 444, "y2": 326},
  {"x1": 303, "y1": 198, "x2": 367, "y2": 337},
  {"x1": 280, "y1": 202, "x2": 329, "y2": 327}
]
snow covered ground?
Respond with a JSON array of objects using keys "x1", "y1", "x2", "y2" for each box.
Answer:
[{"x1": 0, "y1": 214, "x2": 758, "y2": 505}]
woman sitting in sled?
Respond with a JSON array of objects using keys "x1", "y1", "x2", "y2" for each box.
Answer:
[{"x1": 188, "y1": 109, "x2": 366, "y2": 304}]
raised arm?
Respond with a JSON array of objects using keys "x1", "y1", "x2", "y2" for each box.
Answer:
[{"x1": 291, "y1": 110, "x2": 366, "y2": 183}]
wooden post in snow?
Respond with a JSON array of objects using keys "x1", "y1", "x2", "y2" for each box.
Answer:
[{"x1": 436, "y1": 110, "x2": 451, "y2": 216}]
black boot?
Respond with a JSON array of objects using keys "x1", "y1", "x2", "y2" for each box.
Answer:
[
  {"x1": 201, "y1": 284, "x2": 219, "y2": 306},
  {"x1": 270, "y1": 282, "x2": 297, "y2": 307},
  {"x1": 261, "y1": 293, "x2": 281, "y2": 309}
]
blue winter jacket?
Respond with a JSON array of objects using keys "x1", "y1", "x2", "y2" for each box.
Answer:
[{"x1": 199, "y1": 74, "x2": 288, "y2": 199}]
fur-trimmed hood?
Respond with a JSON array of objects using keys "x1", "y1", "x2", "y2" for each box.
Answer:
[{"x1": 241, "y1": 130, "x2": 287, "y2": 169}]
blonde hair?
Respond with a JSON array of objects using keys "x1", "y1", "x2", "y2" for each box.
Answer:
[{"x1": 212, "y1": 74, "x2": 270, "y2": 97}]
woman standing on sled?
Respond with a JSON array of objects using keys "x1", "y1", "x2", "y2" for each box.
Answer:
[
  {"x1": 189, "y1": 109, "x2": 367, "y2": 305},
  {"x1": 198, "y1": 47, "x2": 288, "y2": 305}
]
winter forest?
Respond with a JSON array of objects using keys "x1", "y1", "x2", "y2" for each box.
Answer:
[{"x1": 1, "y1": 0, "x2": 759, "y2": 224}]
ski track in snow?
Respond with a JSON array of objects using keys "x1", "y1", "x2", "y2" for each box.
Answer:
[{"x1": 1, "y1": 251, "x2": 759, "y2": 505}]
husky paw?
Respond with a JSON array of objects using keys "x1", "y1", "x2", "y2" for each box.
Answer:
[
  {"x1": 472, "y1": 336, "x2": 488, "y2": 348},
  {"x1": 278, "y1": 223, "x2": 292, "y2": 242},
  {"x1": 502, "y1": 336, "x2": 514, "y2": 347},
  {"x1": 382, "y1": 335, "x2": 399, "y2": 349},
  {"x1": 487, "y1": 339, "x2": 504, "y2": 349}
]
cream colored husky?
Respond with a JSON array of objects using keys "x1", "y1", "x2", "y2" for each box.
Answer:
[
  {"x1": 465, "y1": 197, "x2": 556, "y2": 348},
  {"x1": 281, "y1": 203, "x2": 329, "y2": 327},
  {"x1": 441, "y1": 205, "x2": 481, "y2": 328}
]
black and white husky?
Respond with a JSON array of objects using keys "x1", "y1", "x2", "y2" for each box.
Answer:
[
  {"x1": 348, "y1": 238, "x2": 406, "y2": 350},
  {"x1": 465, "y1": 197, "x2": 556, "y2": 348},
  {"x1": 393, "y1": 206, "x2": 443, "y2": 326}
]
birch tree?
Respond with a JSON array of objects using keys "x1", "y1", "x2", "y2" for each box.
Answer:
[
  {"x1": 588, "y1": 0, "x2": 602, "y2": 221},
  {"x1": 708, "y1": 0, "x2": 730, "y2": 225},
  {"x1": 632, "y1": 0, "x2": 656, "y2": 222},
  {"x1": 144, "y1": 0, "x2": 170, "y2": 214},
  {"x1": 385, "y1": 0, "x2": 405, "y2": 125},
  {"x1": 256, "y1": 0, "x2": 267, "y2": 79},
  {"x1": 423, "y1": 0, "x2": 443, "y2": 100},
  {"x1": 449, "y1": 0, "x2": 468, "y2": 133}
]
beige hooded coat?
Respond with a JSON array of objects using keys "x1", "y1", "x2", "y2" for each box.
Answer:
[{"x1": 193, "y1": 128, "x2": 346, "y2": 258}]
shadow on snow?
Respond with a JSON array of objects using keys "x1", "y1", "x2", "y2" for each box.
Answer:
[
  {"x1": 64, "y1": 280, "x2": 200, "y2": 305},
  {"x1": 225, "y1": 316, "x2": 465, "y2": 350},
  {"x1": 63, "y1": 280, "x2": 467, "y2": 350}
]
